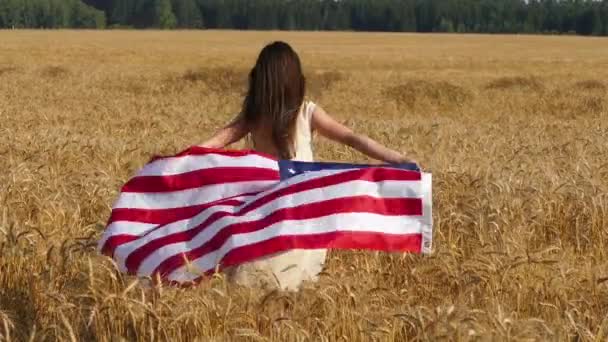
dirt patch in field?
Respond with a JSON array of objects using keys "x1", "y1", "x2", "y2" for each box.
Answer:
[
  {"x1": 384, "y1": 79, "x2": 472, "y2": 109},
  {"x1": 119, "y1": 78, "x2": 148, "y2": 95},
  {"x1": 306, "y1": 70, "x2": 344, "y2": 98},
  {"x1": 572, "y1": 79, "x2": 606, "y2": 92},
  {"x1": 0, "y1": 66, "x2": 18, "y2": 77},
  {"x1": 178, "y1": 66, "x2": 247, "y2": 93},
  {"x1": 97, "y1": 74, "x2": 151, "y2": 96},
  {"x1": 40, "y1": 65, "x2": 70, "y2": 78},
  {"x1": 485, "y1": 76, "x2": 544, "y2": 92},
  {"x1": 547, "y1": 89, "x2": 605, "y2": 118}
]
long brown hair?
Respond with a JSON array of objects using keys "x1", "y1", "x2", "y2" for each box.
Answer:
[{"x1": 242, "y1": 41, "x2": 306, "y2": 159}]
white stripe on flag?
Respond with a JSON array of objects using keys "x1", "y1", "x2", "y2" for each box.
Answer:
[
  {"x1": 420, "y1": 173, "x2": 433, "y2": 254},
  {"x1": 112, "y1": 181, "x2": 276, "y2": 210},
  {"x1": 137, "y1": 153, "x2": 278, "y2": 177},
  {"x1": 167, "y1": 213, "x2": 423, "y2": 282},
  {"x1": 97, "y1": 221, "x2": 158, "y2": 251}
]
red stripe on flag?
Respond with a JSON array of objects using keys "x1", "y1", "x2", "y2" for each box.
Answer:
[
  {"x1": 100, "y1": 235, "x2": 140, "y2": 256},
  {"x1": 165, "y1": 232, "x2": 422, "y2": 286},
  {"x1": 221, "y1": 231, "x2": 423, "y2": 268},
  {"x1": 145, "y1": 196, "x2": 422, "y2": 277},
  {"x1": 121, "y1": 167, "x2": 279, "y2": 193},
  {"x1": 237, "y1": 167, "x2": 421, "y2": 214},
  {"x1": 106, "y1": 199, "x2": 245, "y2": 225},
  {"x1": 102, "y1": 198, "x2": 245, "y2": 256}
]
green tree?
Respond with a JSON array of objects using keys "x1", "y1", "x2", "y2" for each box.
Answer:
[
  {"x1": 400, "y1": 0, "x2": 417, "y2": 32},
  {"x1": 71, "y1": 1, "x2": 106, "y2": 28},
  {"x1": 156, "y1": 0, "x2": 176, "y2": 28},
  {"x1": 48, "y1": 0, "x2": 71, "y2": 27},
  {"x1": 576, "y1": 5, "x2": 595, "y2": 35},
  {"x1": 172, "y1": 0, "x2": 202, "y2": 28},
  {"x1": 592, "y1": 4, "x2": 603, "y2": 35},
  {"x1": 416, "y1": 0, "x2": 438, "y2": 32},
  {"x1": 602, "y1": 0, "x2": 608, "y2": 35},
  {"x1": 0, "y1": 0, "x2": 25, "y2": 28},
  {"x1": 109, "y1": 0, "x2": 135, "y2": 27},
  {"x1": 438, "y1": 17, "x2": 455, "y2": 32}
]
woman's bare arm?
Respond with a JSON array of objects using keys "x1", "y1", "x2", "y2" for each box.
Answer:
[
  {"x1": 311, "y1": 105, "x2": 415, "y2": 164},
  {"x1": 200, "y1": 114, "x2": 249, "y2": 149}
]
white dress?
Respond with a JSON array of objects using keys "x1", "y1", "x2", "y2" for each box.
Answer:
[{"x1": 225, "y1": 101, "x2": 328, "y2": 291}]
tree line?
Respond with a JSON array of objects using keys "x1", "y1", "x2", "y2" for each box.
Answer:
[{"x1": 1, "y1": 0, "x2": 607, "y2": 36}]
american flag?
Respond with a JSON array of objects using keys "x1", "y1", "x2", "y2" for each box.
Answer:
[{"x1": 98, "y1": 146, "x2": 432, "y2": 285}]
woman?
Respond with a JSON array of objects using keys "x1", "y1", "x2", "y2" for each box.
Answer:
[{"x1": 201, "y1": 41, "x2": 416, "y2": 290}]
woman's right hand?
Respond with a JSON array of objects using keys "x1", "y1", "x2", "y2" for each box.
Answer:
[
  {"x1": 399, "y1": 155, "x2": 417, "y2": 165},
  {"x1": 397, "y1": 155, "x2": 420, "y2": 169}
]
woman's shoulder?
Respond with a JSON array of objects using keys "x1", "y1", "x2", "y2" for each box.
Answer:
[
  {"x1": 301, "y1": 99, "x2": 317, "y2": 120},
  {"x1": 303, "y1": 99, "x2": 317, "y2": 107}
]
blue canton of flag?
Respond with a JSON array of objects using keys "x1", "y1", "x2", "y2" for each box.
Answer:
[{"x1": 278, "y1": 160, "x2": 421, "y2": 181}]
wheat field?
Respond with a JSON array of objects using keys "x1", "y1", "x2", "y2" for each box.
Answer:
[{"x1": 1, "y1": 30, "x2": 608, "y2": 341}]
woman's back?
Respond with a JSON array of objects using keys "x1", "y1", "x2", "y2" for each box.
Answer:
[
  {"x1": 249, "y1": 101, "x2": 315, "y2": 162},
  {"x1": 226, "y1": 101, "x2": 327, "y2": 291}
]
